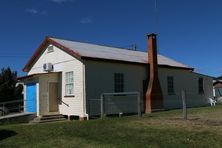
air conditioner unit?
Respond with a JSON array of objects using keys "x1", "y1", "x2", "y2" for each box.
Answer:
[{"x1": 43, "y1": 63, "x2": 53, "y2": 72}]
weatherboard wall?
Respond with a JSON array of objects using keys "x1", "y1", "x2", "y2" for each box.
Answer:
[
  {"x1": 159, "y1": 68, "x2": 213, "y2": 109},
  {"x1": 27, "y1": 44, "x2": 85, "y2": 117},
  {"x1": 84, "y1": 59, "x2": 213, "y2": 115},
  {"x1": 84, "y1": 59, "x2": 148, "y2": 116}
]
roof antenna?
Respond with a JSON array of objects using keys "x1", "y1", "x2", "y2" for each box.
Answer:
[
  {"x1": 154, "y1": 0, "x2": 158, "y2": 34},
  {"x1": 131, "y1": 44, "x2": 137, "y2": 51},
  {"x1": 153, "y1": 0, "x2": 161, "y2": 53}
]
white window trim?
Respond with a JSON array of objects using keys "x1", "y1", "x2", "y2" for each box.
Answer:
[{"x1": 65, "y1": 71, "x2": 74, "y2": 96}]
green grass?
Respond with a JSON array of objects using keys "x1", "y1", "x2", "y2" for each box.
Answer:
[{"x1": 1, "y1": 105, "x2": 222, "y2": 148}]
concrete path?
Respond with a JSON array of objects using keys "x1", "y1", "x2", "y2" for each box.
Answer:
[{"x1": 0, "y1": 112, "x2": 35, "y2": 120}]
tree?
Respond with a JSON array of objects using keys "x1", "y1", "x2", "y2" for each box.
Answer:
[{"x1": 0, "y1": 67, "x2": 23, "y2": 102}]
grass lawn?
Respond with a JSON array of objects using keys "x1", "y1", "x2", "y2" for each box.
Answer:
[{"x1": 1, "y1": 105, "x2": 222, "y2": 148}]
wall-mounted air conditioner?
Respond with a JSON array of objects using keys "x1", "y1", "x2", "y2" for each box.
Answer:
[{"x1": 43, "y1": 63, "x2": 53, "y2": 72}]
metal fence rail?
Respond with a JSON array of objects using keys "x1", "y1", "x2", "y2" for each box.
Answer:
[
  {"x1": 88, "y1": 90, "x2": 214, "y2": 120},
  {"x1": 101, "y1": 92, "x2": 141, "y2": 118},
  {"x1": 88, "y1": 92, "x2": 141, "y2": 118},
  {"x1": 0, "y1": 99, "x2": 24, "y2": 116}
]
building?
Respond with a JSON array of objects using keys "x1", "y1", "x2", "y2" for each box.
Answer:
[{"x1": 19, "y1": 34, "x2": 213, "y2": 120}]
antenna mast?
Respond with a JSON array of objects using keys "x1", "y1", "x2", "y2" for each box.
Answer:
[{"x1": 154, "y1": 0, "x2": 158, "y2": 34}]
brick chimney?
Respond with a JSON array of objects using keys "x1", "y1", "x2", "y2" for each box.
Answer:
[{"x1": 145, "y1": 33, "x2": 163, "y2": 113}]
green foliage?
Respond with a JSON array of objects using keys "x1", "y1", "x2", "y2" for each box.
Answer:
[{"x1": 0, "y1": 67, "x2": 23, "y2": 102}]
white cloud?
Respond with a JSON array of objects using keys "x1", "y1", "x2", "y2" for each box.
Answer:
[
  {"x1": 25, "y1": 8, "x2": 47, "y2": 15},
  {"x1": 80, "y1": 17, "x2": 93, "y2": 24},
  {"x1": 25, "y1": 8, "x2": 38, "y2": 14},
  {"x1": 50, "y1": 0, "x2": 74, "y2": 4}
]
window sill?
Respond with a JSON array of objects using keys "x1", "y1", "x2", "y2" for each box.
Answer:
[
  {"x1": 113, "y1": 94, "x2": 127, "y2": 96},
  {"x1": 64, "y1": 95, "x2": 75, "y2": 98}
]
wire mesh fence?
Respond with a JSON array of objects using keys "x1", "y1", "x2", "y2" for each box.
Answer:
[
  {"x1": 88, "y1": 90, "x2": 214, "y2": 119},
  {"x1": 164, "y1": 91, "x2": 212, "y2": 109},
  {"x1": 88, "y1": 92, "x2": 142, "y2": 117}
]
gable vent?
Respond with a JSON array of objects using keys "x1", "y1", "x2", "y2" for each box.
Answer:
[{"x1": 47, "y1": 46, "x2": 54, "y2": 53}]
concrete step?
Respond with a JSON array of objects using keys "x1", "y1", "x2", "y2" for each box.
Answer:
[
  {"x1": 40, "y1": 115, "x2": 65, "y2": 120},
  {"x1": 30, "y1": 117, "x2": 66, "y2": 123},
  {"x1": 41, "y1": 114, "x2": 63, "y2": 117},
  {"x1": 30, "y1": 114, "x2": 67, "y2": 123}
]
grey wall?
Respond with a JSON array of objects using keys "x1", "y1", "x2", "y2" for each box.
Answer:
[
  {"x1": 159, "y1": 68, "x2": 213, "y2": 109},
  {"x1": 84, "y1": 59, "x2": 148, "y2": 115},
  {"x1": 84, "y1": 59, "x2": 213, "y2": 116}
]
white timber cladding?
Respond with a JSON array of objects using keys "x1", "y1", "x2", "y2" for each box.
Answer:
[
  {"x1": 85, "y1": 59, "x2": 148, "y2": 115},
  {"x1": 158, "y1": 68, "x2": 213, "y2": 109},
  {"x1": 84, "y1": 59, "x2": 213, "y2": 115},
  {"x1": 28, "y1": 44, "x2": 85, "y2": 117}
]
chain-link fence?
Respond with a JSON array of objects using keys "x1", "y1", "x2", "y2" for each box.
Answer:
[
  {"x1": 88, "y1": 90, "x2": 213, "y2": 119},
  {"x1": 88, "y1": 92, "x2": 141, "y2": 117}
]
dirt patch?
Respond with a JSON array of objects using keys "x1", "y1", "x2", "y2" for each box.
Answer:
[
  {"x1": 202, "y1": 120, "x2": 222, "y2": 126},
  {"x1": 168, "y1": 117, "x2": 222, "y2": 126}
]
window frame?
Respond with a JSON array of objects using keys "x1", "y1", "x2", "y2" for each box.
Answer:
[
  {"x1": 198, "y1": 77, "x2": 204, "y2": 94},
  {"x1": 65, "y1": 71, "x2": 74, "y2": 96},
  {"x1": 167, "y1": 76, "x2": 175, "y2": 95},
  {"x1": 114, "y1": 73, "x2": 124, "y2": 93}
]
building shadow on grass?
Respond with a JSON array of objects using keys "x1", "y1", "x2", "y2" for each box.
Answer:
[{"x1": 0, "y1": 130, "x2": 17, "y2": 141}]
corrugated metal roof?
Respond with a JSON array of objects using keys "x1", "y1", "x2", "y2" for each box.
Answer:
[{"x1": 50, "y1": 37, "x2": 190, "y2": 69}]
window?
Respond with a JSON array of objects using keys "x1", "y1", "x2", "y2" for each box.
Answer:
[
  {"x1": 65, "y1": 72, "x2": 74, "y2": 96},
  {"x1": 47, "y1": 46, "x2": 54, "y2": 53},
  {"x1": 167, "y1": 76, "x2": 174, "y2": 94},
  {"x1": 198, "y1": 78, "x2": 204, "y2": 94},
  {"x1": 114, "y1": 73, "x2": 124, "y2": 92}
]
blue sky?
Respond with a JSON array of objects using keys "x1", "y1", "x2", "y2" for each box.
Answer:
[{"x1": 0, "y1": 0, "x2": 222, "y2": 77}]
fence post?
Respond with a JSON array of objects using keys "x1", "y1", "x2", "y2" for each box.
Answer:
[
  {"x1": 2, "y1": 103, "x2": 5, "y2": 116},
  {"x1": 181, "y1": 90, "x2": 187, "y2": 120},
  {"x1": 100, "y1": 94, "x2": 104, "y2": 118},
  {"x1": 18, "y1": 104, "x2": 21, "y2": 112},
  {"x1": 137, "y1": 92, "x2": 141, "y2": 117}
]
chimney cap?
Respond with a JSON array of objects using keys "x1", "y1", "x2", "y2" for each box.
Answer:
[{"x1": 147, "y1": 33, "x2": 158, "y2": 38}]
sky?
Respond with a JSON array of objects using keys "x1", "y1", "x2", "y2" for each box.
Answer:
[{"x1": 0, "y1": 0, "x2": 222, "y2": 77}]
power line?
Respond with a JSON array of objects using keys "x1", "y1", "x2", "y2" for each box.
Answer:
[
  {"x1": 0, "y1": 55, "x2": 29, "y2": 58},
  {"x1": 0, "y1": 53, "x2": 30, "y2": 58}
]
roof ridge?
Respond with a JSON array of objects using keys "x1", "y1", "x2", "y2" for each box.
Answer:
[
  {"x1": 49, "y1": 36, "x2": 192, "y2": 70},
  {"x1": 157, "y1": 54, "x2": 189, "y2": 67},
  {"x1": 49, "y1": 36, "x2": 147, "y2": 54}
]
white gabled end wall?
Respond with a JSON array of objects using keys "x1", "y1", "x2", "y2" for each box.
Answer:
[{"x1": 27, "y1": 44, "x2": 86, "y2": 118}]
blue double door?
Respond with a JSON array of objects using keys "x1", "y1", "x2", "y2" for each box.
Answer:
[{"x1": 26, "y1": 83, "x2": 37, "y2": 113}]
